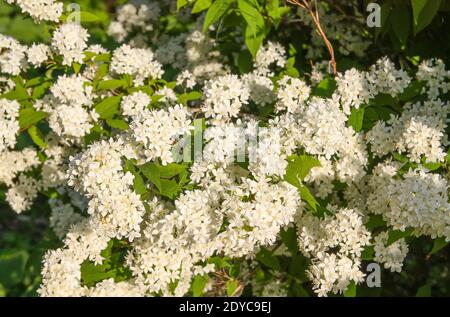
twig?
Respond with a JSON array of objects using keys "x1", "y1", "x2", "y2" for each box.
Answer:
[{"x1": 287, "y1": 0, "x2": 337, "y2": 75}]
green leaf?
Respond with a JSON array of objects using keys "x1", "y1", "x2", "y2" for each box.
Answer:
[
  {"x1": 0, "y1": 249, "x2": 29, "y2": 288},
  {"x1": 192, "y1": 0, "x2": 212, "y2": 13},
  {"x1": 226, "y1": 279, "x2": 239, "y2": 297},
  {"x1": 284, "y1": 155, "x2": 321, "y2": 188},
  {"x1": 256, "y1": 248, "x2": 281, "y2": 271},
  {"x1": 238, "y1": 0, "x2": 265, "y2": 35},
  {"x1": 79, "y1": 11, "x2": 102, "y2": 23},
  {"x1": 158, "y1": 163, "x2": 187, "y2": 178},
  {"x1": 132, "y1": 173, "x2": 147, "y2": 195},
  {"x1": 280, "y1": 226, "x2": 299, "y2": 254},
  {"x1": 160, "y1": 179, "x2": 182, "y2": 199},
  {"x1": 361, "y1": 245, "x2": 375, "y2": 260},
  {"x1": 390, "y1": 3, "x2": 411, "y2": 45},
  {"x1": 344, "y1": 281, "x2": 356, "y2": 297},
  {"x1": 192, "y1": 275, "x2": 209, "y2": 297},
  {"x1": 95, "y1": 95, "x2": 121, "y2": 119},
  {"x1": 365, "y1": 215, "x2": 387, "y2": 230},
  {"x1": 415, "y1": 283, "x2": 431, "y2": 297},
  {"x1": 348, "y1": 107, "x2": 365, "y2": 132},
  {"x1": 237, "y1": 50, "x2": 253, "y2": 73},
  {"x1": 177, "y1": 0, "x2": 189, "y2": 10},
  {"x1": 398, "y1": 81, "x2": 425, "y2": 101},
  {"x1": 106, "y1": 118, "x2": 129, "y2": 131},
  {"x1": 140, "y1": 163, "x2": 162, "y2": 191},
  {"x1": 312, "y1": 78, "x2": 336, "y2": 98},
  {"x1": 18, "y1": 108, "x2": 48, "y2": 130},
  {"x1": 428, "y1": 237, "x2": 448, "y2": 256},
  {"x1": 28, "y1": 125, "x2": 47, "y2": 148},
  {"x1": 298, "y1": 185, "x2": 318, "y2": 211},
  {"x1": 387, "y1": 228, "x2": 414, "y2": 246},
  {"x1": 412, "y1": 0, "x2": 442, "y2": 35},
  {"x1": 244, "y1": 23, "x2": 264, "y2": 58},
  {"x1": 97, "y1": 79, "x2": 126, "y2": 91},
  {"x1": 203, "y1": 0, "x2": 233, "y2": 33}
]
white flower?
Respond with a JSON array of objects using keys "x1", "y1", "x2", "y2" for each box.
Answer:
[
  {"x1": 0, "y1": 99, "x2": 20, "y2": 152},
  {"x1": 0, "y1": 34, "x2": 27, "y2": 75},
  {"x1": 6, "y1": 0, "x2": 63, "y2": 22},
  {"x1": 110, "y1": 44, "x2": 163, "y2": 85},
  {"x1": 52, "y1": 23, "x2": 89, "y2": 66},
  {"x1": 28, "y1": 44, "x2": 50, "y2": 67}
]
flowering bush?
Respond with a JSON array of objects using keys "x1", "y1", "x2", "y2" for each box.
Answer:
[{"x1": 0, "y1": 0, "x2": 449, "y2": 297}]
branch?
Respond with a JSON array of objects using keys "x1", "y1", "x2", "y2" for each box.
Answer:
[{"x1": 287, "y1": 0, "x2": 337, "y2": 75}]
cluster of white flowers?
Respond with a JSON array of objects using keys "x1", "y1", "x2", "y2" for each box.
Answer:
[
  {"x1": 27, "y1": 44, "x2": 50, "y2": 67},
  {"x1": 51, "y1": 23, "x2": 89, "y2": 66},
  {"x1": 367, "y1": 164, "x2": 450, "y2": 240},
  {"x1": 37, "y1": 74, "x2": 98, "y2": 141},
  {"x1": 336, "y1": 57, "x2": 411, "y2": 114},
  {"x1": 0, "y1": 34, "x2": 27, "y2": 75},
  {"x1": 202, "y1": 74, "x2": 250, "y2": 122},
  {"x1": 416, "y1": 58, "x2": 450, "y2": 100},
  {"x1": 2, "y1": 0, "x2": 450, "y2": 297},
  {"x1": 110, "y1": 44, "x2": 163, "y2": 86},
  {"x1": 6, "y1": 0, "x2": 63, "y2": 22},
  {"x1": 0, "y1": 99, "x2": 20, "y2": 152},
  {"x1": 366, "y1": 99, "x2": 450, "y2": 163},
  {"x1": 107, "y1": 0, "x2": 161, "y2": 43},
  {"x1": 373, "y1": 231, "x2": 409, "y2": 273},
  {"x1": 296, "y1": 208, "x2": 371, "y2": 296}
]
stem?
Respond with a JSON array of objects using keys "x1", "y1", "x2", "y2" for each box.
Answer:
[{"x1": 287, "y1": 0, "x2": 337, "y2": 75}]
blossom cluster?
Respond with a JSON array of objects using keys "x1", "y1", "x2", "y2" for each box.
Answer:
[{"x1": 0, "y1": 0, "x2": 449, "y2": 298}]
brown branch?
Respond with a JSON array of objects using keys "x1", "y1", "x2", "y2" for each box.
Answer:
[{"x1": 287, "y1": 0, "x2": 337, "y2": 75}]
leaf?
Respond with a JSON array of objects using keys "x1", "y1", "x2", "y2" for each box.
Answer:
[
  {"x1": 18, "y1": 108, "x2": 48, "y2": 130},
  {"x1": 365, "y1": 215, "x2": 387, "y2": 230},
  {"x1": 428, "y1": 237, "x2": 448, "y2": 256},
  {"x1": 398, "y1": 81, "x2": 425, "y2": 101},
  {"x1": 28, "y1": 125, "x2": 47, "y2": 148},
  {"x1": 95, "y1": 95, "x2": 122, "y2": 119},
  {"x1": 177, "y1": 0, "x2": 189, "y2": 10},
  {"x1": 140, "y1": 163, "x2": 162, "y2": 191},
  {"x1": 344, "y1": 281, "x2": 356, "y2": 297},
  {"x1": 387, "y1": 227, "x2": 414, "y2": 246},
  {"x1": 415, "y1": 283, "x2": 431, "y2": 297},
  {"x1": 238, "y1": 0, "x2": 265, "y2": 36},
  {"x1": 97, "y1": 79, "x2": 126, "y2": 91},
  {"x1": 348, "y1": 107, "x2": 365, "y2": 132},
  {"x1": 256, "y1": 248, "x2": 281, "y2": 271},
  {"x1": 390, "y1": 3, "x2": 411, "y2": 45},
  {"x1": 192, "y1": 0, "x2": 212, "y2": 13},
  {"x1": 79, "y1": 11, "x2": 102, "y2": 23},
  {"x1": 0, "y1": 249, "x2": 29, "y2": 288},
  {"x1": 412, "y1": 0, "x2": 442, "y2": 35},
  {"x1": 192, "y1": 275, "x2": 209, "y2": 297},
  {"x1": 160, "y1": 179, "x2": 182, "y2": 199},
  {"x1": 280, "y1": 226, "x2": 299, "y2": 254},
  {"x1": 244, "y1": 23, "x2": 264, "y2": 58},
  {"x1": 132, "y1": 173, "x2": 147, "y2": 195},
  {"x1": 178, "y1": 91, "x2": 203, "y2": 104},
  {"x1": 361, "y1": 246, "x2": 375, "y2": 260},
  {"x1": 237, "y1": 50, "x2": 253, "y2": 73},
  {"x1": 284, "y1": 155, "x2": 321, "y2": 188},
  {"x1": 288, "y1": 255, "x2": 308, "y2": 281},
  {"x1": 312, "y1": 78, "x2": 336, "y2": 98},
  {"x1": 226, "y1": 279, "x2": 239, "y2": 297},
  {"x1": 267, "y1": 0, "x2": 281, "y2": 26},
  {"x1": 106, "y1": 118, "x2": 129, "y2": 131},
  {"x1": 203, "y1": 0, "x2": 233, "y2": 33},
  {"x1": 157, "y1": 163, "x2": 187, "y2": 178},
  {"x1": 298, "y1": 185, "x2": 318, "y2": 211}
]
